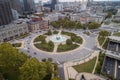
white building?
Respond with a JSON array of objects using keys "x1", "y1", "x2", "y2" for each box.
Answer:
[
  {"x1": 81, "y1": 0, "x2": 88, "y2": 10},
  {"x1": 55, "y1": 4, "x2": 64, "y2": 12},
  {"x1": 43, "y1": 13, "x2": 66, "y2": 22},
  {"x1": 12, "y1": 9, "x2": 19, "y2": 20}
]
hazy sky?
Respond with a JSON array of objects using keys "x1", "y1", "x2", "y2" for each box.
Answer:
[{"x1": 35, "y1": 0, "x2": 120, "y2": 3}]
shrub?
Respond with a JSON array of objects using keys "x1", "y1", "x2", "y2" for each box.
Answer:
[
  {"x1": 12, "y1": 43, "x2": 22, "y2": 47},
  {"x1": 66, "y1": 39, "x2": 72, "y2": 45},
  {"x1": 45, "y1": 30, "x2": 52, "y2": 35},
  {"x1": 53, "y1": 30, "x2": 58, "y2": 34}
]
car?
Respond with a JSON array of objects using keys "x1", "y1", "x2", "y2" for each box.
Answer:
[
  {"x1": 107, "y1": 70, "x2": 110, "y2": 74},
  {"x1": 118, "y1": 65, "x2": 120, "y2": 68},
  {"x1": 34, "y1": 52, "x2": 37, "y2": 55}
]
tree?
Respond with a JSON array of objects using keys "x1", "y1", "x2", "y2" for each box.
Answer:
[
  {"x1": 107, "y1": 12, "x2": 112, "y2": 18},
  {"x1": 0, "y1": 43, "x2": 28, "y2": 80},
  {"x1": 19, "y1": 58, "x2": 47, "y2": 80},
  {"x1": 88, "y1": 22, "x2": 101, "y2": 29},
  {"x1": 76, "y1": 22, "x2": 82, "y2": 29},
  {"x1": 48, "y1": 41, "x2": 54, "y2": 47},
  {"x1": 51, "y1": 77, "x2": 61, "y2": 80},
  {"x1": 47, "y1": 30, "x2": 52, "y2": 35},
  {"x1": 66, "y1": 39, "x2": 72, "y2": 45}
]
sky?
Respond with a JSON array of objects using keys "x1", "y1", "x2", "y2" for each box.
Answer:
[{"x1": 34, "y1": 0, "x2": 120, "y2": 3}]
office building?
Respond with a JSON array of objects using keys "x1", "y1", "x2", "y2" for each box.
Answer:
[
  {"x1": 51, "y1": 0, "x2": 58, "y2": 10},
  {"x1": 10, "y1": 0, "x2": 22, "y2": 14},
  {"x1": 23, "y1": 0, "x2": 36, "y2": 13},
  {"x1": 0, "y1": 0, "x2": 13, "y2": 26}
]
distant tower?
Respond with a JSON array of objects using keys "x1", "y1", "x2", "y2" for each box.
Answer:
[
  {"x1": 0, "y1": 0, "x2": 13, "y2": 26},
  {"x1": 51, "y1": 0, "x2": 58, "y2": 10},
  {"x1": 81, "y1": 0, "x2": 88, "y2": 10}
]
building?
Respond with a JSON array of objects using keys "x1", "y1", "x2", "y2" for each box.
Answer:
[
  {"x1": 44, "y1": 0, "x2": 58, "y2": 11},
  {"x1": 28, "y1": 16, "x2": 48, "y2": 32},
  {"x1": 44, "y1": 13, "x2": 66, "y2": 22},
  {"x1": 28, "y1": 20, "x2": 48, "y2": 32},
  {"x1": 10, "y1": 0, "x2": 22, "y2": 14},
  {"x1": 81, "y1": 0, "x2": 88, "y2": 10},
  {"x1": 36, "y1": 1, "x2": 43, "y2": 12},
  {"x1": 23, "y1": 0, "x2": 36, "y2": 13},
  {"x1": 113, "y1": 9, "x2": 120, "y2": 21},
  {"x1": 0, "y1": 20, "x2": 28, "y2": 42},
  {"x1": 55, "y1": 4, "x2": 64, "y2": 12},
  {"x1": 0, "y1": 0, "x2": 13, "y2": 26},
  {"x1": 70, "y1": 12, "x2": 104, "y2": 24},
  {"x1": 51, "y1": 0, "x2": 58, "y2": 10}
]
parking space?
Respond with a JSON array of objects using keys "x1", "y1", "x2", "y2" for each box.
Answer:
[
  {"x1": 102, "y1": 57, "x2": 115, "y2": 76},
  {"x1": 117, "y1": 61, "x2": 120, "y2": 80},
  {"x1": 108, "y1": 41, "x2": 118, "y2": 51},
  {"x1": 118, "y1": 44, "x2": 120, "y2": 52}
]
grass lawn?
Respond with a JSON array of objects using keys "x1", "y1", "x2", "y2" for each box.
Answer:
[
  {"x1": 34, "y1": 42, "x2": 54, "y2": 52},
  {"x1": 95, "y1": 52, "x2": 105, "y2": 74},
  {"x1": 61, "y1": 31, "x2": 83, "y2": 44},
  {"x1": 113, "y1": 32, "x2": 120, "y2": 36},
  {"x1": 57, "y1": 44, "x2": 79, "y2": 52},
  {"x1": 12, "y1": 43, "x2": 22, "y2": 47},
  {"x1": 98, "y1": 36, "x2": 105, "y2": 46},
  {"x1": 34, "y1": 35, "x2": 46, "y2": 42},
  {"x1": 73, "y1": 57, "x2": 97, "y2": 73}
]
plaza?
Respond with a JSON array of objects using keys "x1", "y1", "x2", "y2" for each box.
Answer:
[{"x1": 14, "y1": 29, "x2": 97, "y2": 63}]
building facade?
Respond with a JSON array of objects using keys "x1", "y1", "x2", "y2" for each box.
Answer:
[
  {"x1": 0, "y1": 21, "x2": 28, "y2": 42},
  {"x1": 51, "y1": 0, "x2": 58, "y2": 10},
  {"x1": 23, "y1": 0, "x2": 36, "y2": 13},
  {"x1": 28, "y1": 20, "x2": 48, "y2": 32},
  {"x1": 0, "y1": 0, "x2": 13, "y2": 26},
  {"x1": 55, "y1": 4, "x2": 64, "y2": 12},
  {"x1": 10, "y1": 0, "x2": 22, "y2": 14}
]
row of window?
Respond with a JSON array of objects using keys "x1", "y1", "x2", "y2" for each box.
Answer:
[{"x1": 0, "y1": 27, "x2": 27, "y2": 38}]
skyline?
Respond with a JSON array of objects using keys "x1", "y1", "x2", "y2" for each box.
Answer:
[{"x1": 35, "y1": 0, "x2": 120, "y2": 3}]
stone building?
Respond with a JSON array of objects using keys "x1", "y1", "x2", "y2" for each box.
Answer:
[{"x1": 0, "y1": 20, "x2": 28, "y2": 42}]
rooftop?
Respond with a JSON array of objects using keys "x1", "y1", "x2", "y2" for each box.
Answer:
[{"x1": 109, "y1": 36, "x2": 120, "y2": 42}]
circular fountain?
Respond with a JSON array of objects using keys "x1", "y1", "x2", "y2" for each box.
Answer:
[
  {"x1": 50, "y1": 30, "x2": 67, "y2": 43},
  {"x1": 50, "y1": 35, "x2": 67, "y2": 43}
]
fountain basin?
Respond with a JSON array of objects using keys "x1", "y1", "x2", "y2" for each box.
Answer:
[{"x1": 50, "y1": 35, "x2": 67, "y2": 43}]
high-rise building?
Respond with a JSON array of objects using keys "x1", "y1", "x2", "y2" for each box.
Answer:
[
  {"x1": 55, "y1": 4, "x2": 63, "y2": 11},
  {"x1": 10, "y1": 0, "x2": 22, "y2": 14},
  {"x1": 0, "y1": 0, "x2": 13, "y2": 26},
  {"x1": 81, "y1": 0, "x2": 88, "y2": 10},
  {"x1": 23, "y1": 0, "x2": 36, "y2": 13},
  {"x1": 51, "y1": 0, "x2": 58, "y2": 10}
]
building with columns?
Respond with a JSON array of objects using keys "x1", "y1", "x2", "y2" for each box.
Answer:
[{"x1": 0, "y1": 20, "x2": 28, "y2": 42}]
